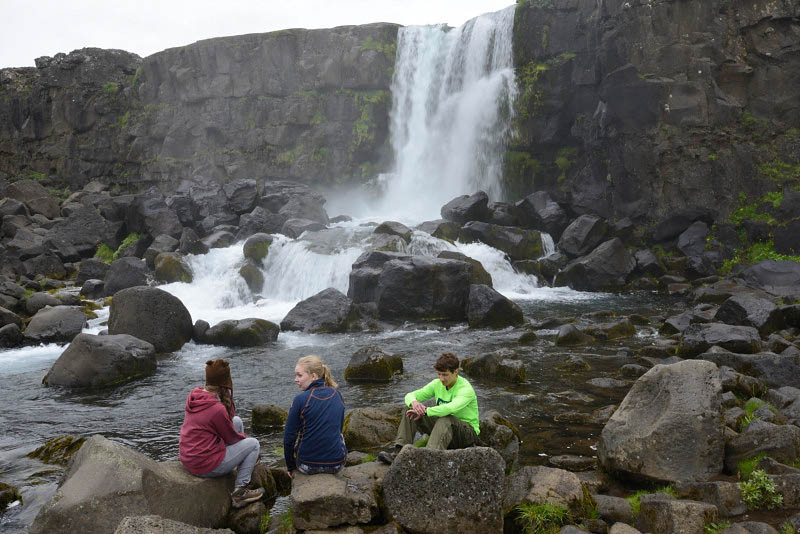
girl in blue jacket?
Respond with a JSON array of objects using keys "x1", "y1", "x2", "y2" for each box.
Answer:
[{"x1": 284, "y1": 355, "x2": 347, "y2": 476}]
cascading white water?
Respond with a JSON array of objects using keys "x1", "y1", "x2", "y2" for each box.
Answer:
[
  {"x1": 374, "y1": 6, "x2": 517, "y2": 221},
  {"x1": 541, "y1": 233, "x2": 555, "y2": 256}
]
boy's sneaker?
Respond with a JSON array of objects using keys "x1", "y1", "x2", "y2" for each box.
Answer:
[
  {"x1": 231, "y1": 486, "x2": 265, "y2": 508},
  {"x1": 377, "y1": 444, "x2": 403, "y2": 465}
]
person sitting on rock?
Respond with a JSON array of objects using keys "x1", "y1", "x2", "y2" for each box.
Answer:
[
  {"x1": 378, "y1": 352, "x2": 479, "y2": 465},
  {"x1": 283, "y1": 355, "x2": 347, "y2": 476},
  {"x1": 179, "y1": 358, "x2": 264, "y2": 508}
]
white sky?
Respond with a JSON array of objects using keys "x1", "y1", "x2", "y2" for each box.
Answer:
[{"x1": 0, "y1": 0, "x2": 515, "y2": 69}]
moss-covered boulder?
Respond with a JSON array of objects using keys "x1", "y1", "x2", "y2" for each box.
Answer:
[
  {"x1": 26, "y1": 435, "x2": 86, "y2": 466},
  {"x1": 459, "y1": 221, "x2": 543, "y2": 261},
  {"x1": 584, "y1": 318, "x2": 637, "y2": 340},
  {"x1": 374, "y1": 221, "x2": 413, "y2": 243},
  {"x1": 242, "y1": 233, "x2": 273, "y2": 265},
  {"x1": 344, "y1": 346, "x2": 403, "y2": 382},
  {"x1": 154, "y1": 252, "x2": 193, "y2": 284},
  {"x1": 462, "y1": 348, "x2": 526, "y2": 383},
  {"x1": 342, "y1": 407, "x2": 402, "y2": 450},
  {"x1": 438, "y1": 251, "x2": 493, "y2": 287},
  {"x1": 202, "y1": 318, "x2": 279, "y2": 347},
  {"x1": 251, "y1": 404, "x2": 288, "y2": 432},
  {"x1": 238, "y1": 261, "x2": 264, "y2": 294}
]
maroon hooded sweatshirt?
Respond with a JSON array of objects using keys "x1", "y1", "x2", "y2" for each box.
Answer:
[{"x1": 179, "y1": 387, "x2": 246, "y2": 475}]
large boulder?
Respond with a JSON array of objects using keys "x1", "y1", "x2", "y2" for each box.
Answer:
[
  {"x1": 503, "y1": 465, "x2": 589, "y2": 517},
  {"x1": 383, "y1": 447, "x2": 505, "y2": 534},
  {"x1": 342, "y1": 407, "x2": 402, "y2": 450},
  {"x1": 437, "y1": 251, "x2": 493, "y2": 286},
  {"x1": 699, "y1": 347, "x2": 800, "y2": 389},
  {"x1": 653, "y1": 207, "x2": 715, "y2": 243},
  {"x1": 281, "y1": 218, "x2": 326, "y2": 238},
  {"x1": 77, "y1": 258, "x2": 110, "y2": 283},
  {"x1": 344, "y1": 346, "x2": 403, "y2": 382},
  {"x1": 144, "y1": 234, "x2": 181, "y2": 269},
  {"x1": 23, "y1": 306, "x2": 87, "y2": 345},
  {"x1": 462, "y1": 348, "x2": 526, "y2": 383},
  {"x1": 514, "y1": 191, "x2": 569, "y2": 240},
  {"x1": 291, "y1": 463, "x2": 387, "y2": 531},
  {"x1": 108, "y1": 287, "x2": 193, "y2": 352},
  {"x1": 678, "y1": 323, "x2": 762, "y2": 357},
  {"x1": 737, "y1": 260, "x2": 800, "y2": 298},
  {"x1": 459, "y1": 221, "x2": 543, "y2": 261},
  {"x1": 553, "y1": 238, "x2": 635, "y2": 291},
  {"x1": 374, "y1": 221, "x2": 413, "y2": 243},
  {"x1": 558, "y1": 215, "x2": 608, "y2": 258},
  {"x1": 724, "y1": 421, "x2": 800, "y2": 473},
  {"x1": 440, "y1": 192, "x2": 490, "y2": 224},
  {"x1": 43, "y1": 333, "x2": 156, "y2": 388},
  {"x1": 676, "y1": 221, "x2": 709, "y2": 258},
  {"x1": 202, "y1": 318, "x2": 279, "y2": 347},
  {"x1": 242, "y1": 233, "x2": 273, "y2": 265},
  {"x1": 46, "y1": 204, "x2": 122, "y2": 259},
  {"x1": 126, "y1": 190, "x2": 183, "y2": 239},
  {"x1": 25, "y1": 291, "x2": 60, "y2": 315},
  {"x1": 154, "y1": 252, "x2": 193, "y2": 284},
  {"x1": 598, "y1": 360, "x2": 724, "y2": 482},
  {"x1": 280, "y1": 288, "x2": 356, "y2": 333},
  {"x1": 177, "y1": 228, "x2": 209, "y2": 256},
  {"x1": 223, "y1": 178, "x2": 258, "y2": 215},
  {"x1": 5, "y1": 179, "x2": 60, "y2": 219},
  {"x1": 103, "y1": 257, "x2": 149, "y2": 297},
  {"x1": 714, "y1": 294, "x2": 785, "y2": 337},
  {"x1": 349, "y1": 254, "x2": 472, "y2": 321},
  {"x1": 466, "y1": 284, "x2": 524, "y2": 328},
  {"x1": 29, "y1": 435, "x2": 233, "y2": 534}
]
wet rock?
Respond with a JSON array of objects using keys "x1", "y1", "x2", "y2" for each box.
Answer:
[
  {"x1": 238, "y1": 260, "x2": 263, "y2": 294},
  {"x1": 538, "y1": 252, "x2": 569, "y2": 283},
  {"x1": 114, "y1": 516, "x2": 234, "y2": 534},
  {"x1": 26, "y1": 435, "x2": 86, "y2": 466},
  {"x1": 291, "y1": 463, "x2": 387, "y2": 530},
  {"x1": 227, "y1": 501, "x2": 267, "y2": 534},
  {"x1": 25, "y1": 291, "x2": 60, "y2": 315},
  {"x1": 201, "y1": 230, "x2": 235, "y2": 249},
  {"x1": 504, "y1": 465, "x2": 588, "y2": 517},
  {"x1": 344, "y1": 346, "x2": 403, "y2": 382},
  {"x1": 620, "y1": 364, "x2": 648, "y2": 378},
  {"x1": 554, "y1": 238, "x2": 635, "y2": 291},
  {"x1": 673, "y1": 480, "x2": 745, "y2": 517},
  {"x1": 108, "y1": 286, "x2": 193, "y2": 352},
  {"x1": 343, "y1": 407, "x2": 402, "y2": 450},
  {"x1": 715, "y1": 294, "x2": 785, "y2": 337},
  {"x1": 250, "y1": 404, "x2": 288, "y2": 431},
  {"x1": 587, "y1": 377, "x2": 629, "y2": 391},
  {"x1": 242, "y1": 233, "x2": 273, "y2": 265},
  {"x1": 384, "y1": 446, "x2": 505, "y2": 534},
  {"x1": 462, "y1": 348, "x2": 525, "y2": 383},
  {"x1": 0, "y1": 481, "x2": 22, "y2": 514},
  {"x1": 154, "y1": 252, "x2": 193, "y2": 284},
  {"x1": 724, "y1": 421, "x2": 800, "y2": 473},
  {"x1": 487, "y1": 201, "x2": 518, "y2": 226},
  {"x1": 678, "y1": 323, "x2": 761, "y2": 357},
  {"x1": 202, "y1": 318, "x2": 279, "y2": 347},
  {"x1": 144, "y1": 234, "x2": 180, "y2": 269},
  {"x1": 77, "y1": 258, "x2": 110, "y2": 283},
  {"x1": 440, "y1": 191, "x2": 490, "y2": 224},
  {"x1": 477, "y1": 410, "x2": 520, "y2": 473},
  {"x1": 548, "y1": 455, "x2": 596, "y2": 472},
  {"x1": 223, "y1": 178, "x2": 258, "y2": 215},
  {"x1": 281, "y1": 218, "x2": 325, "y2": 238},
  {"x1": 438, "y1": 251, "x2": 492, "y2": 287},
  {"x1": 24, "y1": 305, "x2": 87, "y2": 345},
  {"x1": 281, "y1": 287, "x2": 356, "y2": 333},
  {"x1": 584, "y1": 318, "x2": 636, "y2": 340},
  {"x1": 514, "y1": 191, "x2": 569, "y2": 240},
  {"x1": 467, "y1": 284, "x2": 524, "y2": 328},
  {"x1": 459, "y1": 221, "x2": 543, "y2": 261},
  {"x1": 178, "y1": 227, "x2": 209, "y2": 256},
  {"x1": 593, "y1": 494, "x2": 632, "y2": 524},
  {"x1": 374, "y1": 221, "x2": 413, "y2": 242},
  {"x1": 417, "y1": 219, "x2": 461, "y2": 242},
  {"x1": 634, "y1": 495, "x2": 717, "y2": 534},
  {"x1": 556, "y1": 324, "x2": 594, "y2": 346},
  {"x1": 698, "y1": 347, "x2": 800, "y2": 389},
  {"x1": 80, "y1": 279, "x2": 105, "y2": 299},
  {"x1": 103, "y1": 257, "x2": 149, "y2": 296},
  {"x1": 599, "y1": 360, "x2": 724, "y2": 482},
  {"x1": 558, "y1": 215, "x2": 608, "y2": 258},
  {"x1": 0, "y1": 323, "x2": 22, "y2": 348},
  {"x1": 43, "y1": 333, "x2": 157, "y2": 388},
  {"x1": 30, "y1": 435, "x2": 233, "y2": 534}
]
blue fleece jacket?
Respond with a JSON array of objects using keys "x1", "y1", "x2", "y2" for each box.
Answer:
[{"x1": 283, "y1": 378, "x2": 347, "y2": 471}]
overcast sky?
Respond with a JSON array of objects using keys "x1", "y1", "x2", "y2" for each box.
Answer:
[{"x1": 0, "y1": 0, "x2": 515, "y2": 69}]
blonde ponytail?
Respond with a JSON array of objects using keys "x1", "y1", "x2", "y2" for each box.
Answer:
[{"x1": 297, "y1": 355, "x2": 338, "y2": 388}]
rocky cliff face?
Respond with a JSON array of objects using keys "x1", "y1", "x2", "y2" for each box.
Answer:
[
  {"x1": 508, "y1": 0, "x2": 800, "y2": 223},
  {"x1": 0, "y1": 23, "x2": 398, "y2": 194}
]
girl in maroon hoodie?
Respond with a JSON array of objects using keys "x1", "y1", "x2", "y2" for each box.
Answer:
[{"x1": 179, "y1": 359, "x2": 263, "y2": 508}]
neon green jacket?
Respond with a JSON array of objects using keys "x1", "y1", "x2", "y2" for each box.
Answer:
[{"x1": 404, "y1": 376, "x2": 480, "y2": 435}]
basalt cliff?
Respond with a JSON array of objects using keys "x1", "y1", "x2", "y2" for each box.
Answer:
[{"x1": 1, "y1": 0, "x2": 799, "y2": 223}]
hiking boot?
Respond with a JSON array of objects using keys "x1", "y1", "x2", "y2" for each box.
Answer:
[
  {"x1": 231, "y1": 486, "x2": 265, "y2": 508},
  {"x1": 377, "y1": 444, "x2": 403, "y2": 465}
]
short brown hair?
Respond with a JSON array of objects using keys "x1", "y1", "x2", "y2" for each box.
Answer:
[{"x1": 434, "y1": 353, "x2": 459, "y2": 373}]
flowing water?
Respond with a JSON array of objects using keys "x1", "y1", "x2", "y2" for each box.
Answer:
[{"x1": 0, "y1": 7, "x2": 685, "y2": 532}]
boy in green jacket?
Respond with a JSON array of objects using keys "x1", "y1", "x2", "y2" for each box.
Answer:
[{"x1": 378, "y1": 352, "x2": 479, "y2": 464}]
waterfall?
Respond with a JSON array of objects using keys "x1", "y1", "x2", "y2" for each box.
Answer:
[
  {"x1": 541, "y1": 233, "x2": 555, "y2": 257},
  {"x1": 374, "y1": 6, "x2": 517, "y2": 222}
]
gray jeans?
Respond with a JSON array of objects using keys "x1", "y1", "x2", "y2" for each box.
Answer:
[{"x1": 199, "y1": 416, "x2": 260, "y2": 488}]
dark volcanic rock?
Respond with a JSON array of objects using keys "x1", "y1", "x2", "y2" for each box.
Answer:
[
  {"x1": 714, "y1": 294, "x2": 785, "y2": 336},
  {"x1": 653, "y1": 208, "x2": 716, "y2": 243},
  {"x1": 344, "y1": 346, "x2": 403, "y2": 382},
  {"x1": 5, "y1": 180, "x2": 60, "y2": 219},
  {"x1": 108, "y1": 286, "x2": 193, "y2": 352},
  {"x1": 280, "y1": 287, "x2": 355, "y2": 333},
  {"x1": 43, "y1": 333, "x2": 157, "y2": 388},
  {"x1": 554, "y1": 238, "x2": 635, "y2": 291},
  {"x1": 462, "y1": 349, "x2": 525, "y2": 383},
  {"x1": 440, "y1": 191, "x2": 490, "y2": 224},
  {"x1": 437, "y1": 251, "x2": 493, "y2": 287},
  {"x1": 103, "y1": 257, "x2": 149, "y2": 296},
  {"x1": 678, "y1": 323, "x2": 762, "y2": 357},
  {"x1": 154, "y1": 252, "x2": 193, "y2": 284},
  {"x1": 459, "y1": 221, "x2": 543, "y2": 261},
  {"x1": 77, "y1": 258, "x2": 110, "y2": 283},
  {"x1": 558, "y1": 215, "x2": 608, "y2": 258},
  {"x1": 202, "y1": 318, "x2": 279, "y2": 347},
  {"x1": 514, "y1": 191, "x2": 569, "y2": 240},
  {"x1": 24, "y1": 306, "x2": 87, "y2": 345},
  {"x1": 676, "y1": 221, "x2": 709, "y2": 258},
  {"x1": 466, "y1": 284, "x2": 524, "y2": 328}
]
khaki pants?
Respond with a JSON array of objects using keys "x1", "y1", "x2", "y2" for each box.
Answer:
[{"x1": 395, "y1": 412, "x2": 477, "y2": 450}]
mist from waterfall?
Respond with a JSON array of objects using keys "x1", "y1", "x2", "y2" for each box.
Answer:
[{"x1": 328, "y1": 7, "x2": 517, "y2": 223}]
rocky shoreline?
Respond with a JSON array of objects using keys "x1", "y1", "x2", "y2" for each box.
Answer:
[{"x1": 1, "y1": 177, "x2": 800, "y2": 532}]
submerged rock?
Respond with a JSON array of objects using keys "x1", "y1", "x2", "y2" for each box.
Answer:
[
  {"x1": 202, "y1": 318, "x2": 279, "y2": 347},
  {"x1": 466, "y1": 284, "x2": 524, "y2": 328},
  {"x1": 344, "y1": 346, "x2": 403, "y2": 382},
  {"x1": 462, "y1": 349, "x2": 525, "y2": 383}
]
